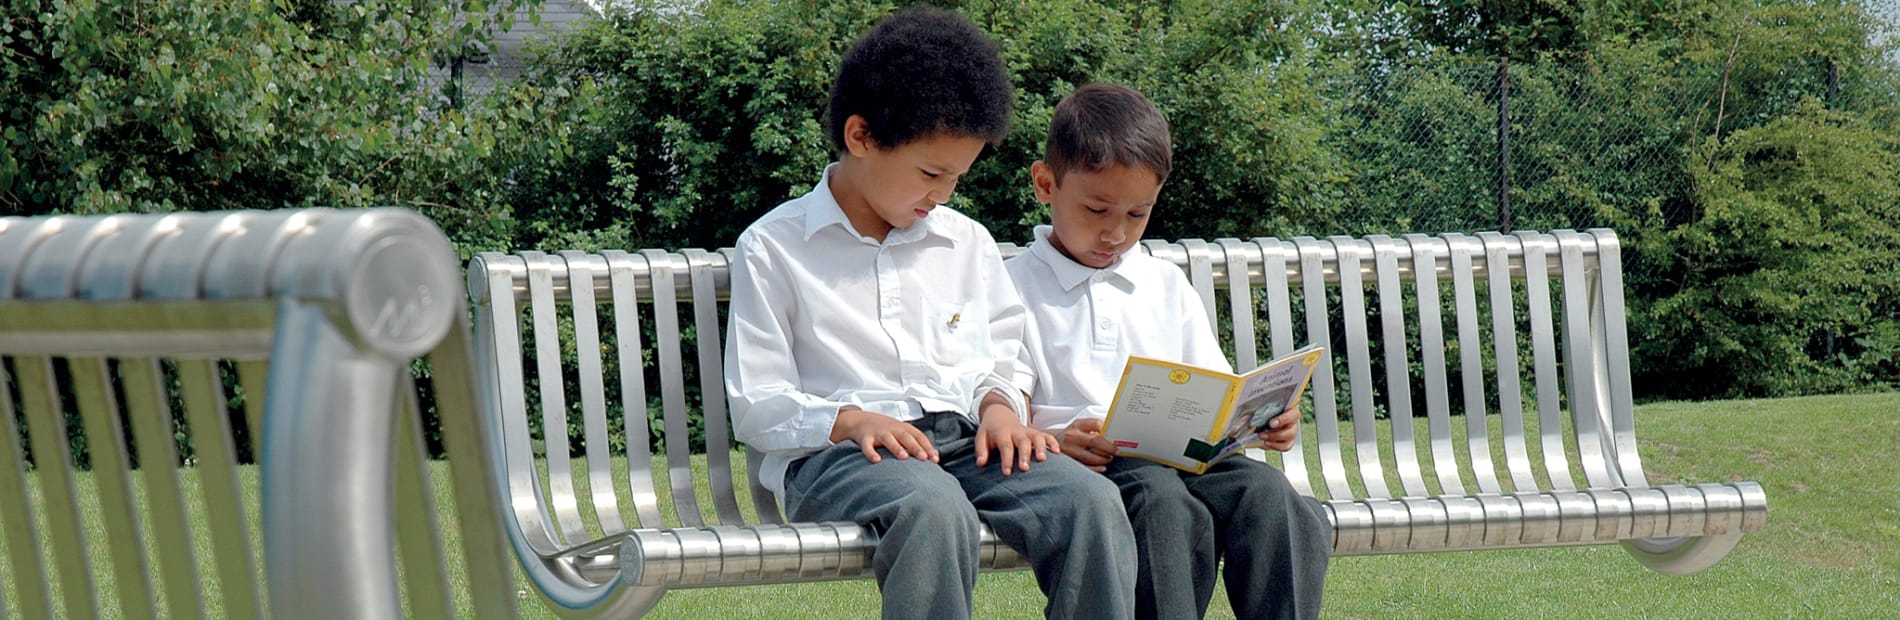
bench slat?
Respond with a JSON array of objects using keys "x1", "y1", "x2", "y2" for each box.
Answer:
[
  {"x1": 1372, "y1": 235, "x2": 1430, "y2": 498},
  {"x1": 560, "y1": 251, "x2": 628, "y2": 536},
  {"x1": 2, "y1": 358, "x2": 59, "y2": 620},
  {"x1": 1403, "y1": 235, "x2": 1467, "y2": 496},
  {"x1": 1332, "y1": 237, "x2": 1395, "y2": 499},
  {"x1": 179, "y1": 359, "x2": 268, "y2": 618},
  {"x1": 474, "y1": 254, "x2": 567, "y2": 555},
  {"x1": 1518, "y1": 233, "x2": 1580, "y2": 492},
  {"x1": 1217, "y1": 240, "x2": 1258, "y2": 372},
  {"x1": 394, "y1": 382, "x2": 458, "y2": 620},
  {"x1": 119, "y1": 358, "x2": 210, "y2": 619},
  {"x1": 601, "y1": 250, "x2": 668, "y2": 528},
  {"x1": 642, "y1": 250, "x2": 705, "y2": 528},
  {"x1": 17, "y1": 356, "x2": 105, "y2": 619},
  {"x1": 1591, "y1": 231, "x2": 1650, "y2": 488},
  {"x1": 684, "y1": 249, "x2": 745, "y2": 527},
  {"x1": 1479, "y1": 233, "x2": 1541, "y2": 493},
  {"x1": 524, "y1": 251, "x2": 594, "y2": 545},
  {"x1": 1555, "y1": 231, "x2": 1618, "y2": 489},
  {"x1": 70, "y1": 357, "x2": 160, "y2": 618},
  {"x1": 1444, "y1": 235, "x2": 1503, "y2": 495},
  {"x1": 1293, "y1": 237, "x2": 1355, "y2": 500},
  {"x1": 1255, "y1": 239, "x2": 1313, "y2": 497}
]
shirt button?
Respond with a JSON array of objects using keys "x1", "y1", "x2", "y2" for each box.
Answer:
[{"x1": 1099, "y1": 319, "x2": 1111, "y2": 330}]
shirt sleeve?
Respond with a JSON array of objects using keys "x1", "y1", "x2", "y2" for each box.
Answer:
[
  {"x1": 723, "y1": 231, "x2": 848, "y2": 454},
  {"x1": 974, "y1": 239, "x2": 1034, "y2": 424}
]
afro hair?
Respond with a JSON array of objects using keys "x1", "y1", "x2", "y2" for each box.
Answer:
[{"x1": 826, "y1": 5, "x2": 1014, "y2": 152}]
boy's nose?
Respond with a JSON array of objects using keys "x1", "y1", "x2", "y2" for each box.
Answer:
[
  {"x1": 1102, "y1": 225, "x2": 1126, "y2": 245},
  {"x1": 928, "y1": 183, "x2": 955, "y2": 206}
]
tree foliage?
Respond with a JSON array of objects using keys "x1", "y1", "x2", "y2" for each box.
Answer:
[{"x1": 0, "y1": 0, "x2": 591, "y2": 254}]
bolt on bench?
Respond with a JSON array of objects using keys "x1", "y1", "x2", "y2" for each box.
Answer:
[{"x1": 468, "y1": 229, "x2": 1767, "y2": 616}]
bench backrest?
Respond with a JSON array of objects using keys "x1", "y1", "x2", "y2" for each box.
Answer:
[
  {"x1": 0, "y1": 209, "x2": 515, "y2": 620},
  {"x1": 466, "y1": 229, "x2": 1645, "y2": 551}
]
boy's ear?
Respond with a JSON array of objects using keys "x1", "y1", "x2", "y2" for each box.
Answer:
[
  {"x1": 842, "y1": 115, "x2": 877, "y2": 158},
  {"x1": 1030, "y1": 161, "x2": 1057, "y2": 204}
]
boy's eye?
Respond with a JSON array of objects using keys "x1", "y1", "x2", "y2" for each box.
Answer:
[
  {"x1": 1130, "y1": 211, "x2": 1149, "y2": 219},
  {"x1": 1086, "y1": 206, "x2": 1108, "y2": 215},
  {"x1": 922, "y1": 170, "x2": 941, "y2": 179}
]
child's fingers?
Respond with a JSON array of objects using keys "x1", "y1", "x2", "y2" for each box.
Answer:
[
  {"x1": 997, "y1": 435, "x2": 1017, "y2": 475},
  {"x1": 974, "y1": 430, "x2": 991, "y2": 467},
  {"x1": 881, "y1": 432, "x2": 914, "y2": 460},
  {"x1": 916, "y1": 431, "x2": 941, "y2": 463},
  {"x1": 1064, "y1": 443, "x2": 1112, "y2": 467}
]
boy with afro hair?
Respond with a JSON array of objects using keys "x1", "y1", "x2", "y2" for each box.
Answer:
[{"x1": 724, "y1": 7, "x2": 1138, "y2": 620}]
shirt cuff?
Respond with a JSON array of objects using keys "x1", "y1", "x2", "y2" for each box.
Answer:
[{"x1": 978, "y1": 383, "x2": 1029, "y2": 426}]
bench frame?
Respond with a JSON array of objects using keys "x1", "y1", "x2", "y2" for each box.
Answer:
[
  {"x1": 1, "y1": 209, "x2": 518, "y2": 619},
  {"x1": 467, "y1": 229, "x2": 1767, "y2": 617}
]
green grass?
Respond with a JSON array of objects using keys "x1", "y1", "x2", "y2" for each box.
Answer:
[{"x1": 6, "y1": 393, "x2": 1897, "y2": 618}]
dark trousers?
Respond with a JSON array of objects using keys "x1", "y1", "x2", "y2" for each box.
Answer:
[
  {"x1": 785, "y1": 412, "x2": 1138, "y2": 620},
  {"x1": 1102, "y1": 455, "x2": 1331, "y2": 620}
]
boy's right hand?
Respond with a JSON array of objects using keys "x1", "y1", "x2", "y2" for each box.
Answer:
[
  {"x1": 831, "y1": 406, "x2": 940, "y2": 464},
  {"x1": 1059, "y1": 418, "x2": 1118, "y2": 473}
]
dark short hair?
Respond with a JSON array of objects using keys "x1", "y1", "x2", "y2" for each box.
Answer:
[
  {"x1": 1043, "y1": 83, "x2": 1172, "y2": 183},
  {"x1": 826, "y1": 5, "x2": 1014, "y2": 152}
]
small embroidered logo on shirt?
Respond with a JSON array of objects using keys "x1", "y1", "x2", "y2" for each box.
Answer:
[{"x1": 946, "y1": 312, "x2": 961, "y2": 329}]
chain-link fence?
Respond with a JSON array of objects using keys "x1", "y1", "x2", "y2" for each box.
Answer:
[{"x1": 1328, "y1": 55, "x2": 1867, "y2": 231}]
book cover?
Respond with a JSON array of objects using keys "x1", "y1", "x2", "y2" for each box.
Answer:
[{"x1": 1101, "y1": 345, "x2": 1324, "y2": 473}]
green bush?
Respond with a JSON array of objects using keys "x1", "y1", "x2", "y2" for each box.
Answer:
[
  {"x1": 0, "y1": 0, "x2": 591, "y2": 254},
  {"x1": 513, "y1": 0, "x2": 1345, "y2": 252},
  {"x1": 1632, "y1": 99, "x2": 1900, "y2": 398}
]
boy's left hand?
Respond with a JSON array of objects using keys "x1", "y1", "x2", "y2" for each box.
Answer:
[
  {"x1": 975, "y1": 393, "x2": 1058, "y2": 476},
  {"x1": 1256, "y1": 405, "x2": 1302, "y2": 452}
]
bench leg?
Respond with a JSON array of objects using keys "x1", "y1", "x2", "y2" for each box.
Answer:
[{"x1": 1619, "y1": 532, "x2": 1743, "y2": 575}]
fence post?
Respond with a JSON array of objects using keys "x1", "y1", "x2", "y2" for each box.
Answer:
[{"x1": 1497, "y1": 56, "x2": 1513, "y2": 233}]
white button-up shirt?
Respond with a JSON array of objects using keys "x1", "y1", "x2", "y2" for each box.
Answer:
[
  {"x1": 725, "y1": 165, "x2": 1034, "y2": 494},
  {"x1": 1006, "y1": 225, "x2": 1230, "y2": 432}
]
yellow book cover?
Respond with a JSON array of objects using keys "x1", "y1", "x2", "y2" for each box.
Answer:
[{"x1": 1100, "y1": 346, "x2": 1324, "y2": 474}]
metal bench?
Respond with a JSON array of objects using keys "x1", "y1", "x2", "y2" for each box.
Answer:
[
  {"x1": 468, "y1": 229, "x2": 1768, "y2": 616},
  {"x1": 0, "y1": 208, "x2": 516, "y2": 619}
]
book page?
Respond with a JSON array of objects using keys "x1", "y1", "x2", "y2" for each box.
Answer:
[
  {"x1": 1102, "y1": 359, "x2": 1238, "y2": 472},
  {"x1": 1209, "y1": 346, "x2": 1324, "y2": 463}
]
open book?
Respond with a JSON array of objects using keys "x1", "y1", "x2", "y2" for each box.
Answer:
[{"x1": 1101, "y1": 345, "x2": 1325, "y2": 474}]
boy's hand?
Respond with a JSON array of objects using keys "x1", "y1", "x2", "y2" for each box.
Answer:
[
  {"x1": 831, "y1": 406, "x2": 940, "y2": 464},
  {"x1": 974, "y1": 393, "x2": 1058, "y2": 476},
  {"x1": 1256, "y1": 405, "x2": 1302, "y2": 452},
  {"x1": 1058, "y1": 418, "x2": 1118, "y2": 473}
]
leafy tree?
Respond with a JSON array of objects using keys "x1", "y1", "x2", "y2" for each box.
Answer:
[
  {"x1": 1634, "y1": 99, "x2": 1900, "y2": 397},
  {"x1": 515, "y1": 0, "x2": 1346, "y2": 252},
  {"x1": 0, "y1": 0, "x2": 589, "y2": 255}
]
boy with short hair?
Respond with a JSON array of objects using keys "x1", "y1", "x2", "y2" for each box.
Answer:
[
  {"x1": 723, "y1": 9, "x2": 1137, "y2": 620},
  {"x1": 1005, "y1": 83, "x2": 1332, "y2": 620}
]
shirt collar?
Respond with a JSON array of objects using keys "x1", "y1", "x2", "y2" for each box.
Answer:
[
  {"x1": 802, "y1": 163, "x2": 956, "y2": 246},
  {"x1": 1028, "y1": 225, "x2": 1133, "y2": 291}
]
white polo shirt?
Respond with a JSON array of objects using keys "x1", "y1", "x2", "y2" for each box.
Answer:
[
  {"x1": 1005, "y1": 225, "x2": 1230, "y2": 432},
  {"x1": 724, "y1": 165, "x2": 1034, "y2": 495}
]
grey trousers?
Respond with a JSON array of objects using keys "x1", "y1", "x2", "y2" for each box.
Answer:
[
  {"x1": 784, "y1": 412, "x2": 1137, "y2": 620},
  {"x1": 1102, "y1": 456, "x2": 1330, "y2": 620}
]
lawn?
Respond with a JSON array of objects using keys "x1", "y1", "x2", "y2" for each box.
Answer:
[{"x1": 5, "y1": 393, "x2": 1896, "y2": 618}]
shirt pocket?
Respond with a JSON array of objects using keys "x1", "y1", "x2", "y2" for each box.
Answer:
[{"x1": 929, "y1": 302, "x2": 992, "y2": 364}]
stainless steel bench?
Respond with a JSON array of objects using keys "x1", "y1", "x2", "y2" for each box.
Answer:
[
  {"x1": 1, "y1": 209, "x2": 516, "y2": 619},
  {"x1": 469, "y1": 229, "x2": 1768, "y2": 616}
]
